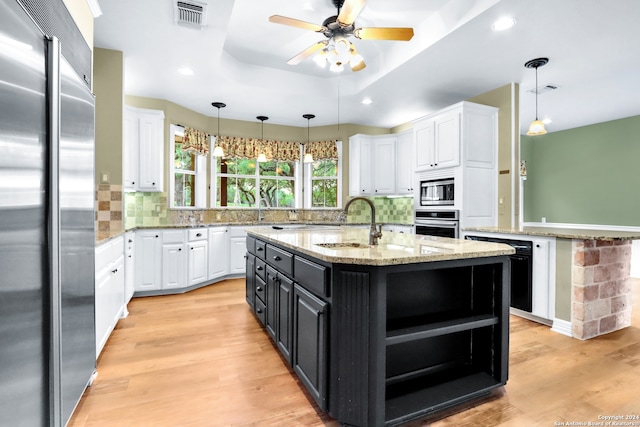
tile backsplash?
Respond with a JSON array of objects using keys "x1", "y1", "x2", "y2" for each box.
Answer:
[
  {"x1": 96, "y1": 184, "x2": 123, "y2": 234},
  {"x1": 122, "y1": 192, "x2": 414, "y2": 228}
]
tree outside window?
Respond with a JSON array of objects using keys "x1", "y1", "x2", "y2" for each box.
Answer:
[
  {"x1": 310, "y1": 159, "x2": 338, "y2": 208},
  {"x1": 173, "y1": 140, "x2": 196, "y2": 207}
]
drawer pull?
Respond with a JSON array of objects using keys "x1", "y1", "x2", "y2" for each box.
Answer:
[
  {"x1": 257, "y1": 247, "x2": 264, "y2": 251},
  {"x1": 196, "y1": 232, "x2": 202, "y2": 237},
  {"x1": 257, "y1": 266, "x2": 263, "y2": 271},
  {"x1": 273, "y1": 255, "x2": 281, "y2": 261},
  {"x1": 256, "y1": 308, "x2": 263, "y2": 314},
  {"x1": 256, "y1": 286, "x2": 263, "y2": 292}
]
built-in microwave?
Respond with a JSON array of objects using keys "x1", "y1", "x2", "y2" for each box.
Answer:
[{"x1": 419, "y1": 178, "x2": 455, "y2": 206}]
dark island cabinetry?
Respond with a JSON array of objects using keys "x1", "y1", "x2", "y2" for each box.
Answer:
[{"x1": 246, "y1": 232, "x2": 510, "y2": 426}]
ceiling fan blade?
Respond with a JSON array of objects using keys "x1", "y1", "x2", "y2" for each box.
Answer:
[
  {"x1": 354, "y1": 27, "x2": 414, "y2": 41},
  {"x1": 351, "y1": 60, "x2": 366, "y2": 72},
  {"x1": 269, "y1": 15, "x2": 326, "y2": 32},
  {"x1": 287, "y1": 41, "x2": 328, "y2": 65},
  {"x1": 337, "y1": 0, "x2": 366, "y2": 26}
]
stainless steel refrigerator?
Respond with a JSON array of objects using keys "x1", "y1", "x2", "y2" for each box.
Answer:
[{"x1": 0, "y1": 0, "x2": 96, "y2": 425}]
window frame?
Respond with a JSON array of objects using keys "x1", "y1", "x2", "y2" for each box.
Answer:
[
  {"x1": 169, "y1": 124, "x2": 207, "y2": 209},
  {"x1": 303, "y1": 140, "x2": 342, "y2": 209}
]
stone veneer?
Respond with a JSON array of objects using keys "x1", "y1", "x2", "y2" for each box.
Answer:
[{"x1": 572, "y1": 239, "x2": 633, "y2": 339}]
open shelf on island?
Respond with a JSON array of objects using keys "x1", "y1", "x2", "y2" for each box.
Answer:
[{"x1": 386, "y1": 314, "x2": 499, "y2": 345}]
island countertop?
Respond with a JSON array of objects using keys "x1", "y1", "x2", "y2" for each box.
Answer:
[
  {"x1": 464, "y1": 225, "x2": 640, "y2": 241},
  {"x1": 247, "y1": 226, "x2": 514, "y2": 266}
]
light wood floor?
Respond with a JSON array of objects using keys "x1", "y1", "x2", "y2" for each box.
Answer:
[{"x1": 69, "y1": 278, "x2": 640, "y2": 427}]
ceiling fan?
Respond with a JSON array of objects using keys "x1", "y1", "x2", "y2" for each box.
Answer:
[{"x1": 269, "y1": 0, "x2": 414, "y2": 72}]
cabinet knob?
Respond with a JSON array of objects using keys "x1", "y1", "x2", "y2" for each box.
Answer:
[
  {"x1": 273, "y1": 256, "x2": 281, "y2": 261},
  {"x1": 257, "y1": 266, "x2": 263, "y2": 271},
  {"x1": 112, "y1": 268, "x2": 118, "y2": 274},
  {"x1": 256, "y1": 286, "x2": 263, "y2": 292},
  {"x1": 256, "y1": 308, "x2": 263, "y2": 314},
  {"x1": 196, "y1": 233, "x2": 202, "y2": 237},
  {"x1": 155, "y1": 235, "x2": 159, "y2": 238},
  {"x1": 179, "y1": 248, "x2": 182, "y2": 251},
  {"x1": 152, "y1": 182, "x2": 156, "y2": 185},
  {"x1": 257, "y1": 247, "x2": 263, "y2": 252}
]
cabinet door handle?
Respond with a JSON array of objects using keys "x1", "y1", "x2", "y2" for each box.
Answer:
[
  {"x1": 155, "y1": 235, "x2": 159, "y2": 238},
  {"x1": 256, "y1": 308, "x2": 263, "y2": 314},
  {"x1": 256, "y1": 286, "x2": 263, "y2": 292},
  {"x1": 257, "y1": 247, "x2": 263, "y2": 252},
  {"x1": 112, "y1": 268, "x2": 118, "y2": 274},
  {"x1": 256, "y1": 266, "x2": 263, "y2": 271},
  {"x1": 196, "y1": 233, "x2": 202, "y2": 237},
  {"x1": 179, "y1": 248, "x2": 182, "y2": 251},
  {"x1": 273, "y1": 255, "x2": 281, "y2": 261},
  {"x1": 152, "y1": 182, "x2": 156, "y2": 186}
]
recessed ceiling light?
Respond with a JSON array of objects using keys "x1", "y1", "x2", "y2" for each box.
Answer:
[
  {"x1": 361, "y1": 97, "x2": 373, "y2": 105},
  {"x1": 491, "y1": 17, "x2": 516, "y2": 32},
  {"x1": 177, "y1": 67, "x2": 194, "y2": 76}
]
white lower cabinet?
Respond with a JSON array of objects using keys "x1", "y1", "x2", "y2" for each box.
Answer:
[
  {"x1": 229, "y1": 227, "x2": 248, "y2": 274},
  {"x1": 162, "y1": 230, "x2": 187, "y2": 290},
  {"x1": 208, "y1": 227, "x2": 229, "y2": 280},
  {"x1": 95, "y1": 235, "x2": 125, "y2": 358},
  {"x1": 134, "y1": 230, "x2": 162, "y2": 292},
  {"x1": 188, "y1": 229, "x2": 208, "y2": 286}
]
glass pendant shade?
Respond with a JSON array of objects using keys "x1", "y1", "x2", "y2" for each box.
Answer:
[
  {"x1": 257, "y1": 152, "x2": 268, "y2": 162},
  {"x1": 256, "y1": 115, "x2": 268, "y2": 162},
  {"x1": 303, "y1": 152, "x2": 314, "y2": 163},
  {"x1": 527, "y1": 119, "x2": 547, "y2": 136},
  {"x1": 212, "y1": 145, "x2": 224, "y2": 157}
]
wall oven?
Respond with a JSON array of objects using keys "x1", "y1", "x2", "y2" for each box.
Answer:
[
  {"x1": 414, "y1": 210, "x2": 459, "y2": 238},
  {"x1": 419, "y1": 178, "x2": 455, "y2": 206}
]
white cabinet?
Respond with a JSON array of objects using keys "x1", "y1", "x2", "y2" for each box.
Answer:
[
  {"x1": 95, "y1": 235, "x2": 125, "y2": 358},
  {"x1": 395, "y1": 130, "x2": 414, "y2": 195},
  {"x1": 123, "y1": 106, "x2": 164, "y2": 192},
  {"x1": 124, "y1": 231, "x2": 135, "y2": 306},
  {"x1": 229, "y1": 227, "x2": 248, "y2": 275},
  {"x1": 188, "y1": 229, "x2": 208, "y2": 286},
  {"x1": 134, "y1": 229, "x2": 162, "y2": 292},
  {"x1": 414, "y1": 108, "x2": 460, "y2": 171},
  {"x1": 531, "y1": 237, "x2": 555, "y2": 320},
  {"x1": 349, "y1": 134, "x2": 397, "y2": 196},
  {"x1": 208, "y1": 226, "x2": 229, "y2": 280},
  {"x1": 162, "y1": 229, "x2": 187, "y2": 290},
  {"x1": 382, "y1": 224, "x2": 414, "y2": 234}
]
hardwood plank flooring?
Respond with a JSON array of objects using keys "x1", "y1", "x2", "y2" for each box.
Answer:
[{"x1": 69, "y1": 278, "x2": 640, "y2": 426}]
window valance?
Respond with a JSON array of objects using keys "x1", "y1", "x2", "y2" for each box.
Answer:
[
  {"x1": 307, "y1": 140, "x2": 339, "y2": 161},
  {"x1": 182, "y1": 127, "x2": 209, "y2": 156},
  {"x1": 214, "y1": 136, "x2": 338, "y2": 162},
  {"x1": 217, "y1": 136, "x2": 300, "y2": 162}
]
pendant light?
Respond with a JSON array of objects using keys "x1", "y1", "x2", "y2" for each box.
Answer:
[
  {"x1": 525, "y1": 58, "x2": 549, "y2": 136},
  {"x1": 211, "y1": 101, "x2": 226, "y2": 156},
  {"x1": 303, "y1": 114, "x2": 315, "y2": 163},
  {"x1": 256, "y1": 115, "x2": 268, "y2": 162}
]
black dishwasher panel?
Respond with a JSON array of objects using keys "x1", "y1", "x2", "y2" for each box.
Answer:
[{"x1": 465, "y1": 235, "x2": 533, "y2": 312}]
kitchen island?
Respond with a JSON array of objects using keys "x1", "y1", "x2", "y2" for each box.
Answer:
[{"x1": 245, "y1": 227, "x2": 514, "y2": 426}]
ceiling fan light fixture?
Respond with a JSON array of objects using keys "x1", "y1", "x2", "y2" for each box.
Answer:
[
  {"x1": 313, "y1": 50, "x2": 328, "y2": 67},
  {"x1": 330, "y1": 61, "x2": 344, "y2": 72}
]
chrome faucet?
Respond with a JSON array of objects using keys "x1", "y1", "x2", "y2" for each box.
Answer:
[
  {"x1": 258, "y1": 198, "x2": 270, "y2": 222},
  {"x1": 344, "y1": 197, "x2": 383, "y2": 245}
]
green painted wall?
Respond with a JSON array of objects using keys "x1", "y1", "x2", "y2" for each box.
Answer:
[{"x1": 522, "y1": 115, "x2": 640, "y2": 226}]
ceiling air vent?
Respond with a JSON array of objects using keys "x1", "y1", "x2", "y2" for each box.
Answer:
[
  {"x1": 528, "y1": 84, "x2": 560, "y2": 95},
  {"x1": 174, "y1": 0, "x2": 207, "y2": 28}
]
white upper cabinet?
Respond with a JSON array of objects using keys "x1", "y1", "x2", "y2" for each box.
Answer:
[
  {"x1": 395, "y1": 130, "x2": 414, "y2": 195},
  {"x1": 123, "y1": 106, "x2": 164, "y2": 192},
  {"x1": 349, "y1": 134, "x2": 397, "y2": 196},
  {"x1": 414, "y1": 109, "x2": 460, "y2": 171}
]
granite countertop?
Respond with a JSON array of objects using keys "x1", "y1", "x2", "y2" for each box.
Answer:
[
  {"x1": 247, "y1": 226, "x2": 514, "y2": 266},
  {"x1": 464, "y1": 226, "x2": 640, "y2": 241}
]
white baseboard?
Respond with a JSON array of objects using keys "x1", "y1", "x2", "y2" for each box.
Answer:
[{"x1": 551, "y1": 318, "x2": 572, "y2": 337}]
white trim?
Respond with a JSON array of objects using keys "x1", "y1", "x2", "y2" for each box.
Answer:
[
  {"x1": 511, "y1": 82, "x2": 517, "y2": 227},
  {"x1": 523, "y1": 221, "x2": 640, "y2": 233},
  {"x1": 551, "y1": 318, "x2": 572, "y2": 337},
  {"x1": 86, "y1": 0, "x2": 103, "y2": 17}
]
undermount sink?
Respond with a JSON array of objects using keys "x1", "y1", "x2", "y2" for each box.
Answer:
[{"x1": 315, "y1": 242, "x2": 370, "y2": 249}]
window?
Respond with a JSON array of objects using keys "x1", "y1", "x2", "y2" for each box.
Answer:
[
  {"x1": 309, "y1": 159, "x2": 338, "y2": 207},
  {"x1": 170, "y1": 125, "x2": 206, "y2": 208},
  {"x1": 214, "y1": 157, "x2": 297, "y2": 208},
  {"x1": 304, "y1": 140, "x2": 342, "y2": 209}
]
